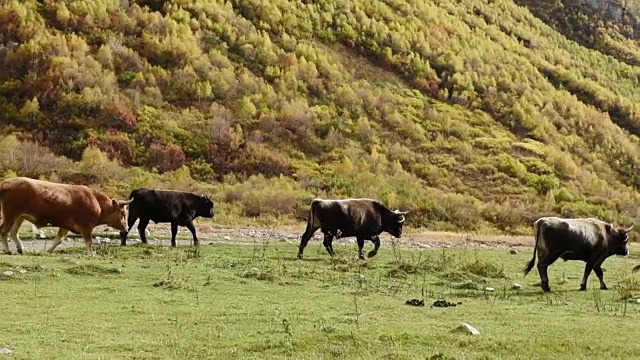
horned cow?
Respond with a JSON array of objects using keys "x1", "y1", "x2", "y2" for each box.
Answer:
[
  {"x1": 120, "y1": 188, "x2": 214, "y2": 247},
  {"x1": 297, "y1": 198, "x2": 409, "y2": 260},
  {"x1": 0, "y1": 177, "x2": 132, "y2": 255},
  {"x1": 523, "y1": 216, "x2": 633, "y2": 292}
]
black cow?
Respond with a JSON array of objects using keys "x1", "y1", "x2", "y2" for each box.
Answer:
[
  {"x1": 523, "y1": 217, "x2": 633, "y2": 292},
  {"x1": 119, "y1": 188, "x2": 214, "y2": 247},
  {"x1": 297, "y1": 198, "x2": 409, "y2": 260}
]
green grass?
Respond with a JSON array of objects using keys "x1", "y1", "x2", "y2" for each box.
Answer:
[{"x1": 0, "y1": 238, "x2": 638, "y2": 359}]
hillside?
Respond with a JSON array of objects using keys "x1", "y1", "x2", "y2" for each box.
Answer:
[{"x1": 1, "y1": 0, "x2": 640, "y2": 234}]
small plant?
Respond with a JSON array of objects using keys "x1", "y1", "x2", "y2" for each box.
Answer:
[
  {"x1": 153, "y1": 264, "x2": 194, "y2": 291},
  {"x1": 591, "y1": 290, "x2": 604, "y2": 313},
  {"x1": 240, "y1": 267, "x2": 276, "y2": 281},
  {"x1": 281, "y1": 318, "x2": 294, "y2": 346},
  {"x1": 65, "y1": 264, "x2": 122, "y2": 276},
  {"x1": 615, "y1": 274, "x2": 639, "y2": 316},
  {"x1": 459, "y1": 257, "x2": 506, "y2": 279}
]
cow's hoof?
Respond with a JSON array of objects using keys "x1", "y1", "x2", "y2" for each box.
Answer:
[
  {"x1": 579, "y1": 285, "x2": 587, "y2": 291},
  {"x1": 3, "y1": 251, "x2": 11, "y2": 255},
  {"x1": 17, "y1": 250, "x2": 23, "y2": 255},
  {"x1": 600, "y1": 285, "x2": 608, "y2": 290},
  {"x1": 541, "y1": 284, "x2": 551, "y2": 293},
  {"x1": 367, "y1": 250, "x2": 378, "y2": 258},
  {"x1": 358, "y1": 255, "x2": 366, "y2": 261},
  {"x1": 297, "y1": 253, "x2": 303, "y2": 260}
]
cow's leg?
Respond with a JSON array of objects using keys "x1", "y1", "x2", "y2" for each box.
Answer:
[
  {"x1": 297, "y1": 223, "x2": 319, "y2": 259},
  {"x1": 580, "y1": 261, "x2": 597, "y2": 291},
  {"x1": 46, "y1": 228, "x2": 69, "y2": 253},
  {"x1": 537, "y1": 252, "x2": 560, "y2": 293},
  {"x1": 170, "y1": 222, "x2": 179, "y2": 247},
  {"x1": 185, "y1": 221, "x2": 199, "y2": 247},
  {"x1": 0, "y1": 216, "x2": 16, "y2": 254},
  {"x1": 81, "y1": 230, "x2": 95, "y2": 256},
  {"x1": 322, "y1": 233, "x2": 335, "y2": 257},
  {"x1": 9, "y1": 217, "x2": 24, "y2": 254},
  {"x1": 137, "y1": 218, "x2": 150, "y2": 244},
  {"x1": 356, "y1": 236, "x2": 366, "y2": 260},
  {"x1": 593, "y1": 262, "x2": 607, "y2": 290},
  {"x1": 367, "y1": 235, "x2": 381, "y2": 258},
  {"x1": 121, "y1": 208, "x2": 139, "y2": 246}
]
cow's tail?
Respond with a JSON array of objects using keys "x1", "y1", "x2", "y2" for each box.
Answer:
[
  {"x1": 633, "y1": 264, "x2": 640, "y2": 273},
  {"x1": 303, "y1": 199, "x2": 321, "y2": 234},
  {"x1": 0, "y1": 179, "x2": 9, "y2": 199},
  {"x1": 523, "y1": 219, "x2": 542, "y2": 276}
]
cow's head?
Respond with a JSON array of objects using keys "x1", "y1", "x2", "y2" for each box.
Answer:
[
  {"x1": 385, "y1": 210, "x2": 409, "y2": 238},
  {"x1": 196, "y1": 195, "x2": 215, "y2": 218},
  {"x1": 104, "y1": 199, "x2": 134, "y2": 231},
  {"x1": 606, "y1": 223, "x2": 634, "y2": 256}
]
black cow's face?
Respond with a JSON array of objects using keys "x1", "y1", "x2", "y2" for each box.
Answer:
[
  {"x1": 197, "y1": 195, "x2": 215, "y2": 218},
  {"x1": 608, "y1": 223, "x2": 634, "y2": 256},
  {"x1": 387, "y1": 210, "x2": 409, "y2": 238}
]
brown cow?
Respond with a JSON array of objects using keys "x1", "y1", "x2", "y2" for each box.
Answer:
[{"x1": 0, "y1": 177, "x2": 133, "y2": 255}]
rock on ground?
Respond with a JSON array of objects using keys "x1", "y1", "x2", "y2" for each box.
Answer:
[
  {"x1": 512, "y1": 283, "x2": 523, "y2": 290},
  {"x1": 451, "y1": 323, "x2": 480, "y2": 335}
]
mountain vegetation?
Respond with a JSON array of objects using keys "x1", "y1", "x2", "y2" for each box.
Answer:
[{"x1": 0, "y1": 0, "x2": 639, "y2": 234}]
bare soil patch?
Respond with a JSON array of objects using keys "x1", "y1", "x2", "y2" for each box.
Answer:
[{"x1": 15, "y1": 223, "x2": 535, "y2": 253}]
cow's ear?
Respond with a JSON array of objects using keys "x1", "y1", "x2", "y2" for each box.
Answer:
[{"x1": 605, "y1": 223, "x2": 613, "y2": 234}]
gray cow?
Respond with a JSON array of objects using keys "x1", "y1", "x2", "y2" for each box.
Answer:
[
  {"x1": 297, "y1": 198, "x2": 408, "y2": 260},
  {"x1": 523, "y1": 217, "x2": 633, "y2": 292}
]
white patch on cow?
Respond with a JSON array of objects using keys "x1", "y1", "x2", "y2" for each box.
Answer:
[
  {"x1": 537, "y1": 217, "x2": 608, "y2": 257},
  {"x1": 566, "y1": 222, "x2": 594, "y2": 240}
]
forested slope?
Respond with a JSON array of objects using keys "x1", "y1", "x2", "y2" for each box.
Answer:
[{"x1": 0, "y1": 0, "x2": 639, "y2": 233}]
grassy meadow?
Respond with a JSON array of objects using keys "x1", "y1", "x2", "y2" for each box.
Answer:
[{"x1": 0, "y1": 233, "x2": 638, "y2": 360}]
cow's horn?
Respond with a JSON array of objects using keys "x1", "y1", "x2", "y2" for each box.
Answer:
[
  {"x1": 399, "y1": 215, "x2": 405, "y2": 223},
  {"x1": 118, "y1": 199, "x2": 134, "y2": 206},
  {"x1": 394, "y1": 210, "x2": 410, "y2": 215},
  {"x1": 626, "y1": 223, "x2": 635, "y2": 232}
]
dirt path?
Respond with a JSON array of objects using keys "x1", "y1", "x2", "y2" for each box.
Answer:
[{"x1": 14, "y1": 224, "x2": 534, "y2": 253}]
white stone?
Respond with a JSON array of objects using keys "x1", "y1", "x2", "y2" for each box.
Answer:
[
  {"x1": 512, "y1": 283, "x2": 523, "y2": 291},
  {"x1": 509, "y1": 249, "x2": 518, "y2": 255},
  {"x1": 451, "y1": 323, "x2": 480, "y2": 335},
  {"x1": 19, "y1": 270, "x2": 27, "y2": 274},
  {"x1": 38, "y1": 232, "x2": 46, "y2": 239},
  {"x1": 2, "y1": 271, "x2": 13, "y2": 276},
  {"x1": 224, "y1": 236, "x2": 231, "y2": 240},
  {"x1": 0, "y1": 348, "x2": 13, "y2": 354},
  {"x1": 485, "y1": 287, "x2": 495, "y2": 292}
]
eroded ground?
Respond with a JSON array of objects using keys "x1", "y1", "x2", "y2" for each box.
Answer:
[{"x1": 11, "y1": 223, "x2": 533, "y2": 254}]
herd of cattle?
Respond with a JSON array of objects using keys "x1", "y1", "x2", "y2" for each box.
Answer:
[{"x1": 0, "y1": 176, "x2": 638, "y2": 292}]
